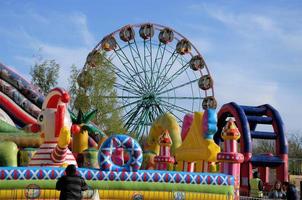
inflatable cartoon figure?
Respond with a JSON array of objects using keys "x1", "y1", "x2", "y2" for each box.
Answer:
[{"x1": 29, "y1": 88, "x2": 77, "y2": 166}]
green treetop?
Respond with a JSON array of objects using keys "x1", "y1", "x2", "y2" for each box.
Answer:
[
  {"x1": 30, "y1": 59, "x2": 60, "y2": 95},
  {"x1": 69, "y1": 50, "x2": 124, "y2": 134}
]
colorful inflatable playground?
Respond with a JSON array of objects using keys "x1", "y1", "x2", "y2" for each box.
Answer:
[{"x1": 0, "y1": 23, "x2": 288, "y2": 200}]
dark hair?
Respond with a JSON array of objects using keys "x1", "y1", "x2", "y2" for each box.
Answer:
[
  {"x1": 253, "y1": 171, "x2": 259, "y2": 178},
  {"x1": 273, "y1": 180, "x2": 282, "y2": 191},
  {"x1": 282, "y1": 181, "x2": 290, "y2": 187},
  {"x1": 65, "y1": 164, "x2": 77, "y2": 176}
]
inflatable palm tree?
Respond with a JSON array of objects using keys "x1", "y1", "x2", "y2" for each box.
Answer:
[{"x1": 70, "y1": 109, "x2": 98, "y2": 153}]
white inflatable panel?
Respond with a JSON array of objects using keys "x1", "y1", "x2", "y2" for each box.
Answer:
[{"x1": 0, "y1": 108, "x2": 15, "y2": 126}]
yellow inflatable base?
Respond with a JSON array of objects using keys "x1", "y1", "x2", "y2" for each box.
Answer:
[{"x1": 0, "y1": 189, "x2": 233, "y2": 200}]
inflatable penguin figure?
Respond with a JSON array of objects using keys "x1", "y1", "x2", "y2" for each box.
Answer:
[{"x1": 29, "y1": 88, "x2": 77, "y2": 167}]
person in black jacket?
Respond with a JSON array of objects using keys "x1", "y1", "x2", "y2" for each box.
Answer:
[
  {"x1": 282, "y1": 181, "x2": 299, "y2": 200},
  {"x1": 56, "y1": 164, "x2": 88, "y2": 200}
]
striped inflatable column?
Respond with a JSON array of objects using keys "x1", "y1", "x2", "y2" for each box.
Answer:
[
  {"x1": 154, "y1": 130, "x2": 175, "y2": 170},
  {"x1": 194, "y1": 161, "x2": 203, "y2": 172},
  {"x1": 217, "y1": 119, "x2": 244, "y2": 200},
  {"x1": 183, "y1": 161, "x2": 195, "y2": 172},
  {"x1": 202, "y1": 161, "x2": 215, "y2": 172}
]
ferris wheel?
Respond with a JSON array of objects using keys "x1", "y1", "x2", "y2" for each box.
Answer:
[{"x1": 85, "y1": 23, "x2": 216, "y2": 140}]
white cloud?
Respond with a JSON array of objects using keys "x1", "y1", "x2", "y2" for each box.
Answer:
[
  {"x1": 69, "y1": 13, "x2": 96, "y2": 47},
  {"x1": 198, "y1": 4, "x2": 280, "y2": 38},
  {"x1": 37, "y1": 43, "x2": 90, "y2": 88},
  {"x1": 276, "y1": 90, "x2": 302, "y2": 133},
  {"x1": 189, "y1": 37, "x2": 213, "y2": 54},
  {"x1": 190, "y1": 3, "x2": 302, "y2": 54},
  {"x1": 210, "y1": 60, "x2": 301, "y2": 133},
  {"x1": 14, "y1": 55, "x2": 35, "y2": 66},
  {"x1": 4, "y1": 12, "x2": 96, "y2": 88},
  {"x1": 211, "y1": 61, "x2": 279, "y2": 107}
]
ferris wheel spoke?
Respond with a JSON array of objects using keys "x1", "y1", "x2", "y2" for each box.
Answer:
[
  {"x1": 130, "y1": 39, "x2": 145, "y2": 69},
  {"x1": 162, "y1": 109, "x2": 183, "y2": 126},
  {"x1": 170, "y1": 112, "x2": 183, "y2": 125},
  {"x1": 127, "y1": 41, "x2": 144, "y2": 70},
  {"x1": 132, "y1": 38, "x2": 151, "y2": 85},
  {"x1": 156, "y1": 62, "x2": 190, "y2": 93},
  {"x1": 155, "y1": 105, "x2": 166, "y2": 120},
  {"x1": 114, "y1": 83, "x2": 141, "y2": 96},
  {"x1": 147, "y1": 107, "x2": 156, "y2": 122},
  {"x1": 157, "y1": 78, "x2": 199, "y2": 95},
  {"x1": 151, "y1": 44, "x2": 170, "y2": 89},
  {"x1": 129, "y1": 38, "x2": 149, "y2": 88},
  {"x1": 158, "y1": 104, "x2": 183, "y2": 124},
  {"x1": 115, "y1": 99, "x2": 143, "y2": 112},
  {"x1": 142, "y1": 110, "x2": 152, "y2": 138},
  {"x1": 114, "y1": 44, "x2": 148, "y2": 92},
  {"x1": 185, "y1": 69, "x2": 196, "y2": 112},
  {"x1": 115, "y1": 73, "x2": 144, "y2": 95},
  {"x1": 143, "y1": 38, "x2": 153, "y2": 86},
  {"x1": 114, "y1": 47, "x2": 137, "y2": 75},
  {"x1": 159, "y1": 99, "x2": 192, "y2": 114},
  {"x1": 125, "y1": 107, "x2": 148, "y2": 139},
  {"x1": 154, "y1": 52, "x2": 179, "y2": 92},
  {"x1": 154, "y1": 44, "x2": 167, "y2": 80},
  {"x1": 126, "y1": 40, "x2": 151, "y2": 89},
  {"x1": 148, "y1": 38, "x2": 154, "y2": 88},
  {"x1": 158, "y1": 96, "x2": 204, "y2": 100},
  {"x1": 104, "y1": 56, "x2": 143, "y2": 93},
  {"x1": 134, "y1": 108, "x2": 149, "y2": 140},
  {"x1": 99, "y1": 95, "x2": 141, "y2": 99},
  {"x1": 114, "y1": 71, "x2": 141, "y2": 93},
  {"x1": 157, "y1": 46, "x2": 189, "y2": 88},
  {"x1": 142, "y1": 40, "x2": 152, "y2": 88},
  {"x1": 146, "y1": 105, "x2": 161, "y2": 122},
  {"x1": 122, "y1": 107, "x2": 141, "y2": 128},
  {"x1": 124, "y1": 105, "x2": 143, "y2": 129},
  {"x1": 151, "y1": 42, "x2": 163, "y2": 86}
]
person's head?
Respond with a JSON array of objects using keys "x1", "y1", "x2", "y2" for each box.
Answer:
[
  {"x1": 282, "y1": 181, "x2": 290, "y2": 191},
  {"x1": 273, "y1": 180, "x2": 282, "y2": 190},
  {"x1": 65, "y1": 164, "x2": 77, "y2": 176},
  {"x1": 253, "y1": 171, "x2": 259, "y2": 178}
]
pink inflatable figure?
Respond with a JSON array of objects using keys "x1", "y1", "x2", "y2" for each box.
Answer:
[{"x1": 181, "y1": 113, "x2": 193, "y2": 141}]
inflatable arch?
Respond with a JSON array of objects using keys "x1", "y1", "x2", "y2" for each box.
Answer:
[{"x1": 144, "y1": 113, "x2": 182, "y2": 156}]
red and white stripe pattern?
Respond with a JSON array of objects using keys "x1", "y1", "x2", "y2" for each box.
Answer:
[
  {"x1": 51, "y1": 145, "x2": 67, "y2": 163},
  {"x1": 29, "y1": 141, "x2": 77, "y2": 167},
  {"x1": 160, "y1": 145, "x2": 170, "y2": 157},
  {"x1": 202, "y1": 161, "x2": 213, "y2": 172},
  {"x1": 217, "y1": 119, "x2": 244, "y2": 200},
  {"x1": 224, "y1": 139, "x2": 237, "y2": 153},
  {"x1": 220, "y1": 162, "x2": 241, "y2": 177},
  {"x1": 183, "y1": 161, "x2": 195, "y2": 172},
  {"x1": 154, "y1": 130, "x2": 174, "y2": 170}
]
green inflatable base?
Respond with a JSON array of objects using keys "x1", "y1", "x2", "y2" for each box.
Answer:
[{"x1": 0, "y1": 180, "x2": 233, "y2": 195}]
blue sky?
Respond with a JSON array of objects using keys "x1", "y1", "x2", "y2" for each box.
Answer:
[{"x1": 0, "y1": 0, "x2": 301, "y2": 133}]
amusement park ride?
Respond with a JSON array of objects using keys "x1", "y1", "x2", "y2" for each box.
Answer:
[{"x1": 0, "y1": 23, "x2": 288, "y2": 199}]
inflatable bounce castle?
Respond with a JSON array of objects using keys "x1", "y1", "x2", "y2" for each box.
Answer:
[{"x1": 0, "y1": 23, "x2": 289, "y2": 200}]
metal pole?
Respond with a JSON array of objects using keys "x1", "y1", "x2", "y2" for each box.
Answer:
[{"x1": 300, "y1": 181, "x2": 302, "y2": 199}]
